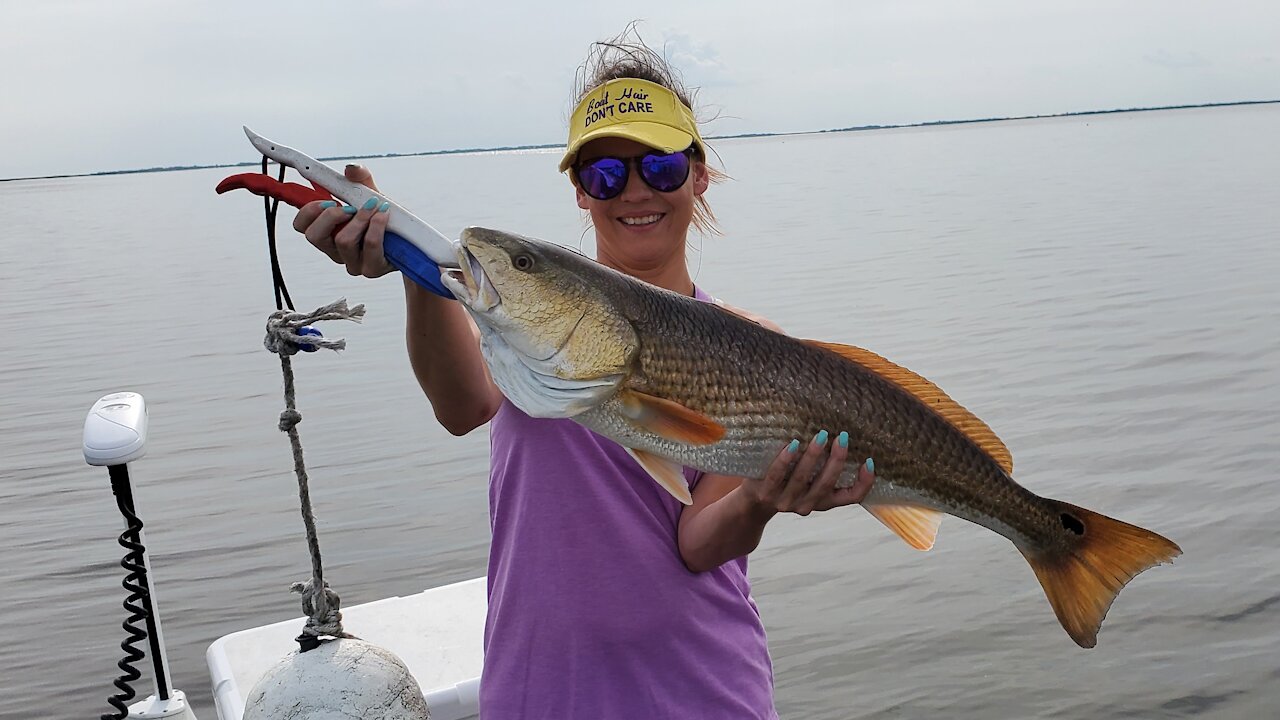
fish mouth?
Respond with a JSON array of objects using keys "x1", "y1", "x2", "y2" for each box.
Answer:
[{"x1": 442, "y1": 243, "x2": 500, "y2": 312}]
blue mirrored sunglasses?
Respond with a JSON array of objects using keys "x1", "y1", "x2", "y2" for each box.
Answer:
[{"x1": 574, "y1": 149, "x2": 693, "y2": 201}]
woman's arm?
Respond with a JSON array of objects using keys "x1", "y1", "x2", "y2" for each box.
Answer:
[
  {"x1": 403, "y1": 279, "x2": 505, "y2": 434},
  {"x1": 293, "y1": 165, "x2": 503, "y2": 435},
  {"x1": 677, "y1": 435, "x2": 876, "y2": 573}
]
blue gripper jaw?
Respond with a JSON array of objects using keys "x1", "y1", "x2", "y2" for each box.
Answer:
[{"x1": 382, "y1": 231, "x2": 455, "y2": 299}]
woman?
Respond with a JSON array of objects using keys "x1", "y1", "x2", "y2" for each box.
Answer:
[{"x1": 293, "y1": 33, "x2": 875, "y2": 720}]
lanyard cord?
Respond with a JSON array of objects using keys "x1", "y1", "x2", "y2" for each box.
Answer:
[
  {"x1": 258, "y1": 159, "x2": 365, "y2": 651},
  {"x1": 262, "y1": 157, "x2": 295, "y2": 312}
]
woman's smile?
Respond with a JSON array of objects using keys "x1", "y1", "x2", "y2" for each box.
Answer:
[{"x1": 620, "y1": 213, "x2": 663, "y2": 226}]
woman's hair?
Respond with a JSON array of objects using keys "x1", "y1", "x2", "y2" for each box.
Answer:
[{"x1": 571, "y1": 24, "x2": 726, "y2": 236}]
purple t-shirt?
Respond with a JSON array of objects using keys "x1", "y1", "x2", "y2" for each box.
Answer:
[{"x1": 480, "y1": 287, "x2": 777, "y2": 720}]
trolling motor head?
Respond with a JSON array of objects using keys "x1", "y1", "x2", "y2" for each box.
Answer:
[{"x1": 84, "y1": 392, "x2": 148, "y2": 466}]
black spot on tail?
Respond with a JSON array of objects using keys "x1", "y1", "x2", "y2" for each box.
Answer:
[{"x1": 1061, "y1": 513, "x2": 1085, "y2": 535}]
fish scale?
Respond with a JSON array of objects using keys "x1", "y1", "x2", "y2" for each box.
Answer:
[{"x1": 625, "y1": 289, "x2": 989, "y2": 506}]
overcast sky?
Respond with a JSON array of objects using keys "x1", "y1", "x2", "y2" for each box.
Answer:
[{"x1": 2, "y1": 0, "x2": 1276, "y2": 179}]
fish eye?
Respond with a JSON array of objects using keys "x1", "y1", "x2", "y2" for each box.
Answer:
[{"x1": 513, "y1": 253, "x2": 535, "y2": 271}]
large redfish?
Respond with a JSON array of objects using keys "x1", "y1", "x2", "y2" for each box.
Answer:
[{"x1": 439, "y1": 226, "x2": 1181, "y2": 648}]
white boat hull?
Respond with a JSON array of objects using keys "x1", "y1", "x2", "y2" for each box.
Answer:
[{"x1": 207, "y1": 577, "x2": 486, "y2": 720}]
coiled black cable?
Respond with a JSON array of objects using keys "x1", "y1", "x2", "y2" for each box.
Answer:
[{"x1": 101, "y1": 464, "x2": 168, "y2": 720}]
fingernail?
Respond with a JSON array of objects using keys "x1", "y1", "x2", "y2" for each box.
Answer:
[
  {"x1": 837, "y1": 431, "x2": 849, "y2": 448},
  {"x1": 814, "y1": 430, "x2": 829, "y2": 446},
  {"x1": 362, "y1": 197, "x2": 379, "y2": 211},
  {"x1": 787, "y1": 439, "x2": 800, "y2": 453},
  {"x1": 864, "y1": 457, "x2": 875, "y2": 474},
  {"x1": 346, "y1": 163, "x2": 363, "y2": 171},
  {"x1": 341, "y1": 205, "x2": 358, "y2": 214},
  {"x1": 378, "y1": 201, "x2": 390, "y2": 213},
  {"x1": 319, "y1": 200, "x2": 336, "y2": 209}
]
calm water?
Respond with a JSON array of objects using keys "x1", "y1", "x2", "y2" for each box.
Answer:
[{"x1": 3, "y1": 105, "x2": 1278, "y2": 719}]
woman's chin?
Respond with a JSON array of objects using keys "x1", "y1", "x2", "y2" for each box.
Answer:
[{"x1": 598, "y1": 239, "x2": 685, "y2": 273}]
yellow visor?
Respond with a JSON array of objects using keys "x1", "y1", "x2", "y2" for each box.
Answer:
[{"x1": 559, "y1": 78, "x2": 705, "y2": 172}]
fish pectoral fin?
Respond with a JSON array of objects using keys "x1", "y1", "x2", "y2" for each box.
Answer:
[
  {"x1": 624, "y1": 447, "x2": 694, "y2": 505},
  {"x1": 617, "y1": 389, "x2": 726, "y2": 446},
  {"x1": 802, "y1": 340, "x2": 1013, "y2": 475},
  {"x1": 863, "y1": 502, "x2": 944, "y2": 551}
]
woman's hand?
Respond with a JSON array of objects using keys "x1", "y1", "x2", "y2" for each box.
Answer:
[
  {"x1": 291, "y1": 164, "x2": 395, "y2": 279},
  {"x1": 742, "y1": 431, "x2": 876, "y2": 516}
]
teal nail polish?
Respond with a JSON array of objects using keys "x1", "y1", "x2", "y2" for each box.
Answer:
[
  {"x1": 378, "y1": 201, "x2": 390, "y2": 213},
  {"x1": 814, "y1": 430, "x2": 829, "y2": 446},
  {"x1": 787, "y1": 439, "x2": 800, "y2": 453},
  {"x1": 865, "y1": 457, "x2": 875, "y2": 474},
  {"x1": 319, "y1": 200, "x2": 336, "y2": 209},
  {"x1": 341, "y1": 205, "x2": 358, "y2": 214},
  {"x1": 837, "y1": 431, "x2": 849, "y2": 448},
  {"x1": 362, "y1": 197, "x2": 379, "y2": 211}
]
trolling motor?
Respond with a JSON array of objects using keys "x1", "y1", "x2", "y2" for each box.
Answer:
[{"x1": 85, "y1": 392, "x2": 197, "y2": 720}]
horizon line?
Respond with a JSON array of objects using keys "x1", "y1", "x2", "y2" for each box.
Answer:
[{"x1": 3, "y1": 99, "x2": 1277, "y2": 183}]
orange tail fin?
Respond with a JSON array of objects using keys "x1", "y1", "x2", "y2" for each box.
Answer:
[{"x1": 1020, "y1": 500, "x2": 1182, "y2": 648}]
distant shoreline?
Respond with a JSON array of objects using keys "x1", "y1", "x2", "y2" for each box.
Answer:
[{"x1": 4, "y1": 99, "x2": 1276, "y2": 183}]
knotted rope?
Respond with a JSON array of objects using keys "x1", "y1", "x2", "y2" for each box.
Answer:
[{"x1": 264, "y1": 299, "x2": 366, "y2": 651}]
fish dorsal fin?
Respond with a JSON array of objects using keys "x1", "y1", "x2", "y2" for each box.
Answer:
[
  {"x1": 617, "y1": 389, "x2": 726, "y2": 446},
  {"x1": 623, "y1": 447, "x2": 694, "y2": 505},
  {"x1": 804, "y1": 340, "x2": 1013, "y2": 475},
  {"x1": 863, "y1": 503, "x2": 945, "y2": 551}
]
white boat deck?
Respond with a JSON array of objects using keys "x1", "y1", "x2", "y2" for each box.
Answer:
[{"x1": 207, "y1": 577, "x2": 486, "y2": 720}]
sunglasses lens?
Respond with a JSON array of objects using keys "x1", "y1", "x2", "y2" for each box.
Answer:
[
  {"x1": 577, "y1": 157, "x2": 628, "y2": 200},
  {"x1": 640, "y1": 152, "x2": 690, "y2": 192}
]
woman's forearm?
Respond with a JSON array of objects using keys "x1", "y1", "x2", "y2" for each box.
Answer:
[
  {"x1": 678, "y1": 483, "x2": 776, "y2": 573},
  {"x1": 404, "y1": 278, "x2": 503, "y2": 434}
]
